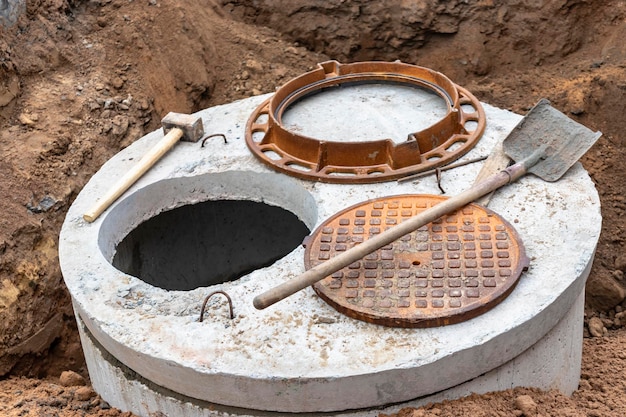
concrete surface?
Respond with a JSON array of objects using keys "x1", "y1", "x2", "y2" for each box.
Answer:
[
  {"x1": 75, "y1": 289, "x2": 585, "y2": 417},
  {"x1": 59, "y1": 89, "x2": 601, "y2": 413},
  {"x1": 281, "y1": 83, "x2": 449, "y2": 143}
]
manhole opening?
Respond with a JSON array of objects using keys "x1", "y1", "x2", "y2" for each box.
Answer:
[{"x1": 112, "y1": 200, "x2": 310, "y2": 291}]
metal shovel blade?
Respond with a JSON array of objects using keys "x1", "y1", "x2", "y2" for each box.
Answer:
[{"x1": 503, "y1": 98, "x2": 602, "y2": 182}]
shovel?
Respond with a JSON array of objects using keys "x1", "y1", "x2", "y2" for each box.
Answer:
[{"x1": 253, "y1": 99, "x2": 601, "y2": 310}]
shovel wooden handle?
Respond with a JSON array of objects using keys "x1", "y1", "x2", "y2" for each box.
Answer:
[
  {"x1": 83, "y1": 127, "x2": 183, "y2": 223},
  {"x1": 253, "y1": 161, "x2": 533, "y2": 310}
]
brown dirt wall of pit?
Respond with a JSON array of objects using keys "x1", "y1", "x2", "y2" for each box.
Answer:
[{"x1": 0, "y1": 0, "x2": 625, "y2": 415}]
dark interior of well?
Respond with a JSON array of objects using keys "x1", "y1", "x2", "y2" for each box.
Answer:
[{"x1": 112, "y1": 200, "x2": 310, "y2": 291}]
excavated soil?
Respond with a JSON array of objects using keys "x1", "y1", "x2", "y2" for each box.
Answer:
[{"x1": 1, "y1": 0, "x2": 626, "y2": 415}]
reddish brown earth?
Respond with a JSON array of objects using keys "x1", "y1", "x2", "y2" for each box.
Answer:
[{"x1": 1, "y1": 0, "x2": 626, "y2": 415}]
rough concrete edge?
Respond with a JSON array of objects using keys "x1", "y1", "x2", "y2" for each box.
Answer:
[{"x1": 75, "y1": 286, "x2": 585, "y2": 417}]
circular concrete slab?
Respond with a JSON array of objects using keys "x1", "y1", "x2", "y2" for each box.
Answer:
[{"x1": 59, "y1": 91, "x2": 601, "y2": 413}]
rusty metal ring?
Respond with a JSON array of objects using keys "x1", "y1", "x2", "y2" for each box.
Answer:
[{"x1": 245, "y1": 60, "x2": 486, "y2": 183}]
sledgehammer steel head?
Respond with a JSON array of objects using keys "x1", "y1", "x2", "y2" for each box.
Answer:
[{"x1": 162, "y1": 112, "x2": 204, "y2": 142}]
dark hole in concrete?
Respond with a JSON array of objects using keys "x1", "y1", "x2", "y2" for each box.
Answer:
[{"x1": 112, "y1": 200, "x2": 310, "y2": 291}]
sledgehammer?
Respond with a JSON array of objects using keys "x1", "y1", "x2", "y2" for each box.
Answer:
[{"x1": 83, "y1": 112, "x2": 204, "y2": 223}]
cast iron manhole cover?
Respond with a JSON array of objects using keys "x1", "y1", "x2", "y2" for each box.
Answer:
[{"x1": 304, "y1": 195, "x2": 529, "y2": 327}]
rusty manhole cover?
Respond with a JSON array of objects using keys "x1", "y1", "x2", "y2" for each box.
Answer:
[
  {"x1": 246, "y1": 61, "x2": 486, "y2": 183},
  {"x1": 304, "y1": 195, "x2": 529, "y2": 327}
]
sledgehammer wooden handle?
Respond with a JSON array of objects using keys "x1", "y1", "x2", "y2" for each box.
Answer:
[
  {"x1": 83, "y1": 128, "x2": 183, "y2": 223},
  {"x1": 83, "y1": 112, "x2": 204, "y2": 223}
]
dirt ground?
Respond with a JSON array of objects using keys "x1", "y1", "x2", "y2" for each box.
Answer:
[{"x1": 1, "y1": 0, "x2": 626, "y2": 415}]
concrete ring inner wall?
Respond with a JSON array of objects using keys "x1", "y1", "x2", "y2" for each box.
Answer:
[{"x1": 98, "y1": 170, "x2": 318, "y2": 262}]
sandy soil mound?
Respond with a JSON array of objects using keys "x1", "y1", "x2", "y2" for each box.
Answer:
[{"x1": 1, "y1": 0, "x2": 625, "y2": 415}]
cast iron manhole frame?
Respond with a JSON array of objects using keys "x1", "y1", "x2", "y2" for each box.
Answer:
[{"x1": 245, "y1": 60, "x2": 486, "y2": 183}]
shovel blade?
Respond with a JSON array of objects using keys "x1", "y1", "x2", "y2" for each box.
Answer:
[{"x1": 503, "y1": 99, "x2": 602, "y2": 182}]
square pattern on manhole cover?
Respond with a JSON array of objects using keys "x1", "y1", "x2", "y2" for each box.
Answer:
[{"x1": 304, "y1": 195, "x2": 529, "y2": 327}]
